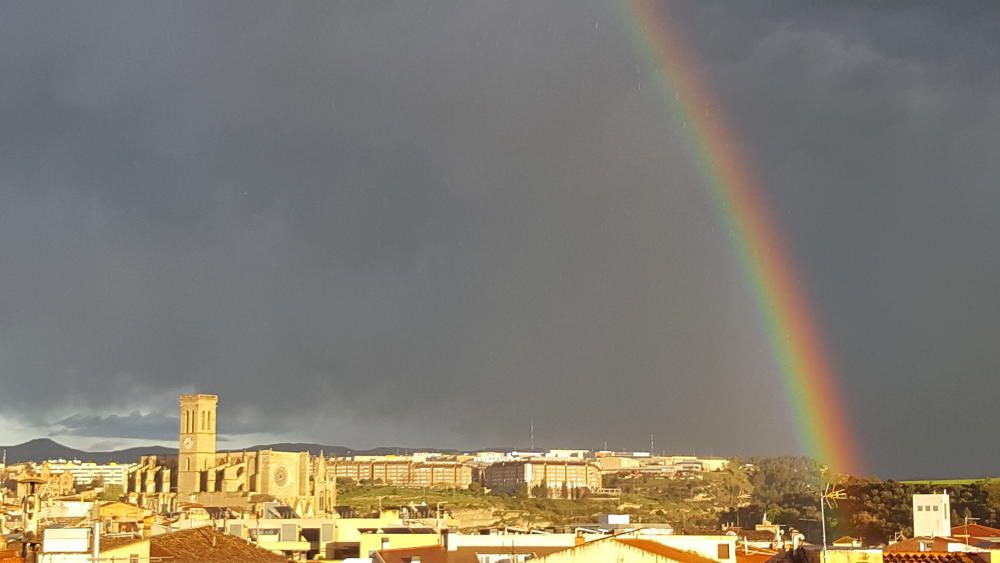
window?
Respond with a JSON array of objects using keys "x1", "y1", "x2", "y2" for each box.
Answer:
[
  {"x1": 933, "y1": 506, "x2": 939, "y2": 511},
  {"x1": 718, "y1": 543, "x2": 731, "y2": 559},
  {"x1": 130, "y1": 555, "x2": 139, "y2": 563},
  {"x1": 917, "y1": 506, "x2": 923, "y2": 511}
]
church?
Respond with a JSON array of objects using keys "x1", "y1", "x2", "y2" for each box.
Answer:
[{"x1": 127, "y1": 394, "x2": 335, "y2": 516}]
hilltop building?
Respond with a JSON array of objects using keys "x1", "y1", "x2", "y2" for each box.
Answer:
[
  {"x1": 126, "y1": 393, "x2": 335, "y2": 516},
  {"x1": 483, "y1": 459, "x2": 600, "y2": 497},
  {"x1": 40, "y1": 460, "x2": 131, "y2": 488},
  {"x1": 330, "y1": 457, "x2": 473, "y2": 488}
]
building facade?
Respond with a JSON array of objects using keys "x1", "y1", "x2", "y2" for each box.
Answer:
[
  {"x1": 330, "y1": 459, "x2": 473, "y2": 488},
  {"x1": 483, "y1": 460, "x2": 601, "y2": 497},
  {"x1": 42, "y1": 461, "x2": 132, "y2": 488},
  {"x1": 913, "y1": 493, "x2": 951, "y2": 537},
  {"x1": 127, "y1": 394, "x2": 335, "y2": 516}
]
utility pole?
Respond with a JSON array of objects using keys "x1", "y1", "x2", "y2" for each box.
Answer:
[{"x1": 530, "y1": 420, "x2": 534, "y2": 451}]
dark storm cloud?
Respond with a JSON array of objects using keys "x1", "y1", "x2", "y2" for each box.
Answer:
[
  {"x1": 51, "y1": 412, "x2": 179, "y2": 441},
  {"x1": 1, "y1": 1, "x2": 998, "y2": 477}
]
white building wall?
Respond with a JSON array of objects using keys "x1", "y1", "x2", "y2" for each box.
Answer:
[
  {"x1": 43, "y1": 461, "x2": 133, "y2": 487},
  {"x1": 913, "y1": 493, "x2": 951, "y2": 537}
]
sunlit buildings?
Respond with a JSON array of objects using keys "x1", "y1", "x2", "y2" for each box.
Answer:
[
  {"x1": 483, "y1": 459, "x2": 601, "y2": 497},
  {"x1": 41, "y1": 460, "x2": 131, "y2": 488},
  {"x1": 913, "y1": 493, "x2": 951, "y2": 537},
  {"x1": 126, "y1": 394, "x2": 335, "y2": 516}
]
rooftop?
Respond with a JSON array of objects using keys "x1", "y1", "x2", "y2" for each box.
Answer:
[
  {"x1": 149, "y1": 526, "x2": 288, "y2": 563},
  {"x1": 614, "y1": 538, "x2": 721, "y2": 563}
]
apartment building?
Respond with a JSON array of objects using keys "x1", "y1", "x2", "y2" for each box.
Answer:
[
  {"x1": 42, "y1": 460, "x2": 133, "y2": 487},
  {"x1": 330, "y1": 458, "x2": 473, "y2": 489},
  {"x1": 483, "y1": 459, "x2": 601, "y2": 497}
]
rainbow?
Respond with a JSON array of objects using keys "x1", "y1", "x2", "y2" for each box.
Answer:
[{"x1": 622, "y1": 0, "x2": 861, "y2": 475}]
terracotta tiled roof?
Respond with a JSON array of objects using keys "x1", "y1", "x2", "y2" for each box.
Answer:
[
  {"x1": 149, "y1": 527, "x2": 289, "y2": 563},
  {"x1": 737, "y1": 551, "x2": 781, "y2": 563},
  {"x1": 728, "y1": 529, "x2": 780, "y2": 542},
  {"x1": 951, "y1": 524, "x2": 1000, "y2": 538},
  {"x1": 614, "y1": 539, "x2": 721, "y2": 563},
  {"x1": 736, "y1": 547, "x2": 780, "y2": 563},
  {"x1": 885, "y1": 538, "x2": 932, "y2": 552},
  {"x1": 99, "y1": 535, "x2": 149, "y2": 552},
  {"x1": 884, "y1": 552, "x2": 989, "y2": 563}
]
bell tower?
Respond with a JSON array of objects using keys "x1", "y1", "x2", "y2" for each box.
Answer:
[{"x1": 177, "y1": 394, "x2": 218, "y2": 496}]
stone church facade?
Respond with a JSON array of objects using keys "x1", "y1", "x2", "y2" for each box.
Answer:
[{"x1": 127, "y1": 394, "x2": 335, "y2": 516}]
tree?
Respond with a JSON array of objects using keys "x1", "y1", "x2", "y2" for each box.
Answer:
[{"x1": 531, "y1": 480, "x2": 549, "y2": 499}]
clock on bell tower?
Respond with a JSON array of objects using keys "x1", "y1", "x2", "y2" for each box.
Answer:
[{"x1": 177, "y1": 394, "x2": 218, "y2": 496}]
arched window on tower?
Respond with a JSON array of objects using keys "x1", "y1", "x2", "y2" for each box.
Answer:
[{"x1": 185, "y1": 459, "x2": 190, "y2": 471}]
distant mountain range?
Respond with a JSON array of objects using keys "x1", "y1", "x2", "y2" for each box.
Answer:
[{"x1": 0, "y1": 438, "x2": 464, "y2": 465}]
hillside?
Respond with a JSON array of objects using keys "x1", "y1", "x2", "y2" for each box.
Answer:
[
  {"x1": 0, "y1": 438, "x2": 462, "y2": 465},
  {"x1": 0, "y1": 438, "x2": 175, "y2": 464}
]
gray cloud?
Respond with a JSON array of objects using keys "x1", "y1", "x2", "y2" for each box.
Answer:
[
  {"x1": 51, "y1": 412, "x2": 179, "y2": 441},
  {"x1": 0, "y1": 1, "x2": 998, "y2": 477}
]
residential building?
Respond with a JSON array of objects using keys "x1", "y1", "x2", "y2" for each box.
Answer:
[
  {"x1": 330, "y1": 458, "x2": 473, "y2": 488},
  {"x1": 546, "y1": 450, "x2": 589, "y2": 459},
  {"x1": 41, "y1": 461, "x2": 132, "y2": 488},
  {"x1": 34, "y1": 527, "x2": 150, "y2": 563},
  {"x1": 483, "y1": 460, "x2": 601, "y2": 497},
  {"x1": 358, "y1": 526, "x2": 440, "y2": 557},
  {"x1": 472, "y1": 451, "x2": 510, "y2": 464},
  {"x1": 506, "y1": 536, "x2": 723, "y2": 563},
  {"x1": 597, "y1": 456, "x2": 641, "y2": 472},
  {"x1": 913, "y1": 493, "x2": 951, "y2": 538}
]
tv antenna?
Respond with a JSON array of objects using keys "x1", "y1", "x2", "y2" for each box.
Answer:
[{"x1": 819, "y1": 482, "x2": 847, "y2": 558}]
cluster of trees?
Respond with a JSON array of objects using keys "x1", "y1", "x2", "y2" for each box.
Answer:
[{"x1": 718, "y1": 457, "x2": 1000, "y2": 545}]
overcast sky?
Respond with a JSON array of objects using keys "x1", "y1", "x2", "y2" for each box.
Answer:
[{"x1": 1, "y1": 1, "x2": 998, "y2": 478}]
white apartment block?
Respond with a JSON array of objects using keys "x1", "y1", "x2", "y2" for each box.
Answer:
[
  {"x1": 42, "y1": 460, "x2": 134, "y2": 487},
  {"x1": 913, "y1": 493, "x2": 951, "y2": 537}
]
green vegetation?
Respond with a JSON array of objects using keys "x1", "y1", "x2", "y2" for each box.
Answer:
[
  {"x1": 336, "y1": 463, "x2": 756, "y2": 530},
  {"x1": 334, "y1": 460, "x2": 1000, "y2": 543},
  {"x1": 98, "y1": 484, "x2": 124, "y2": 501},
  {"x1": 900, "y1": 479, "x2": 996, "y2": 486}
]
